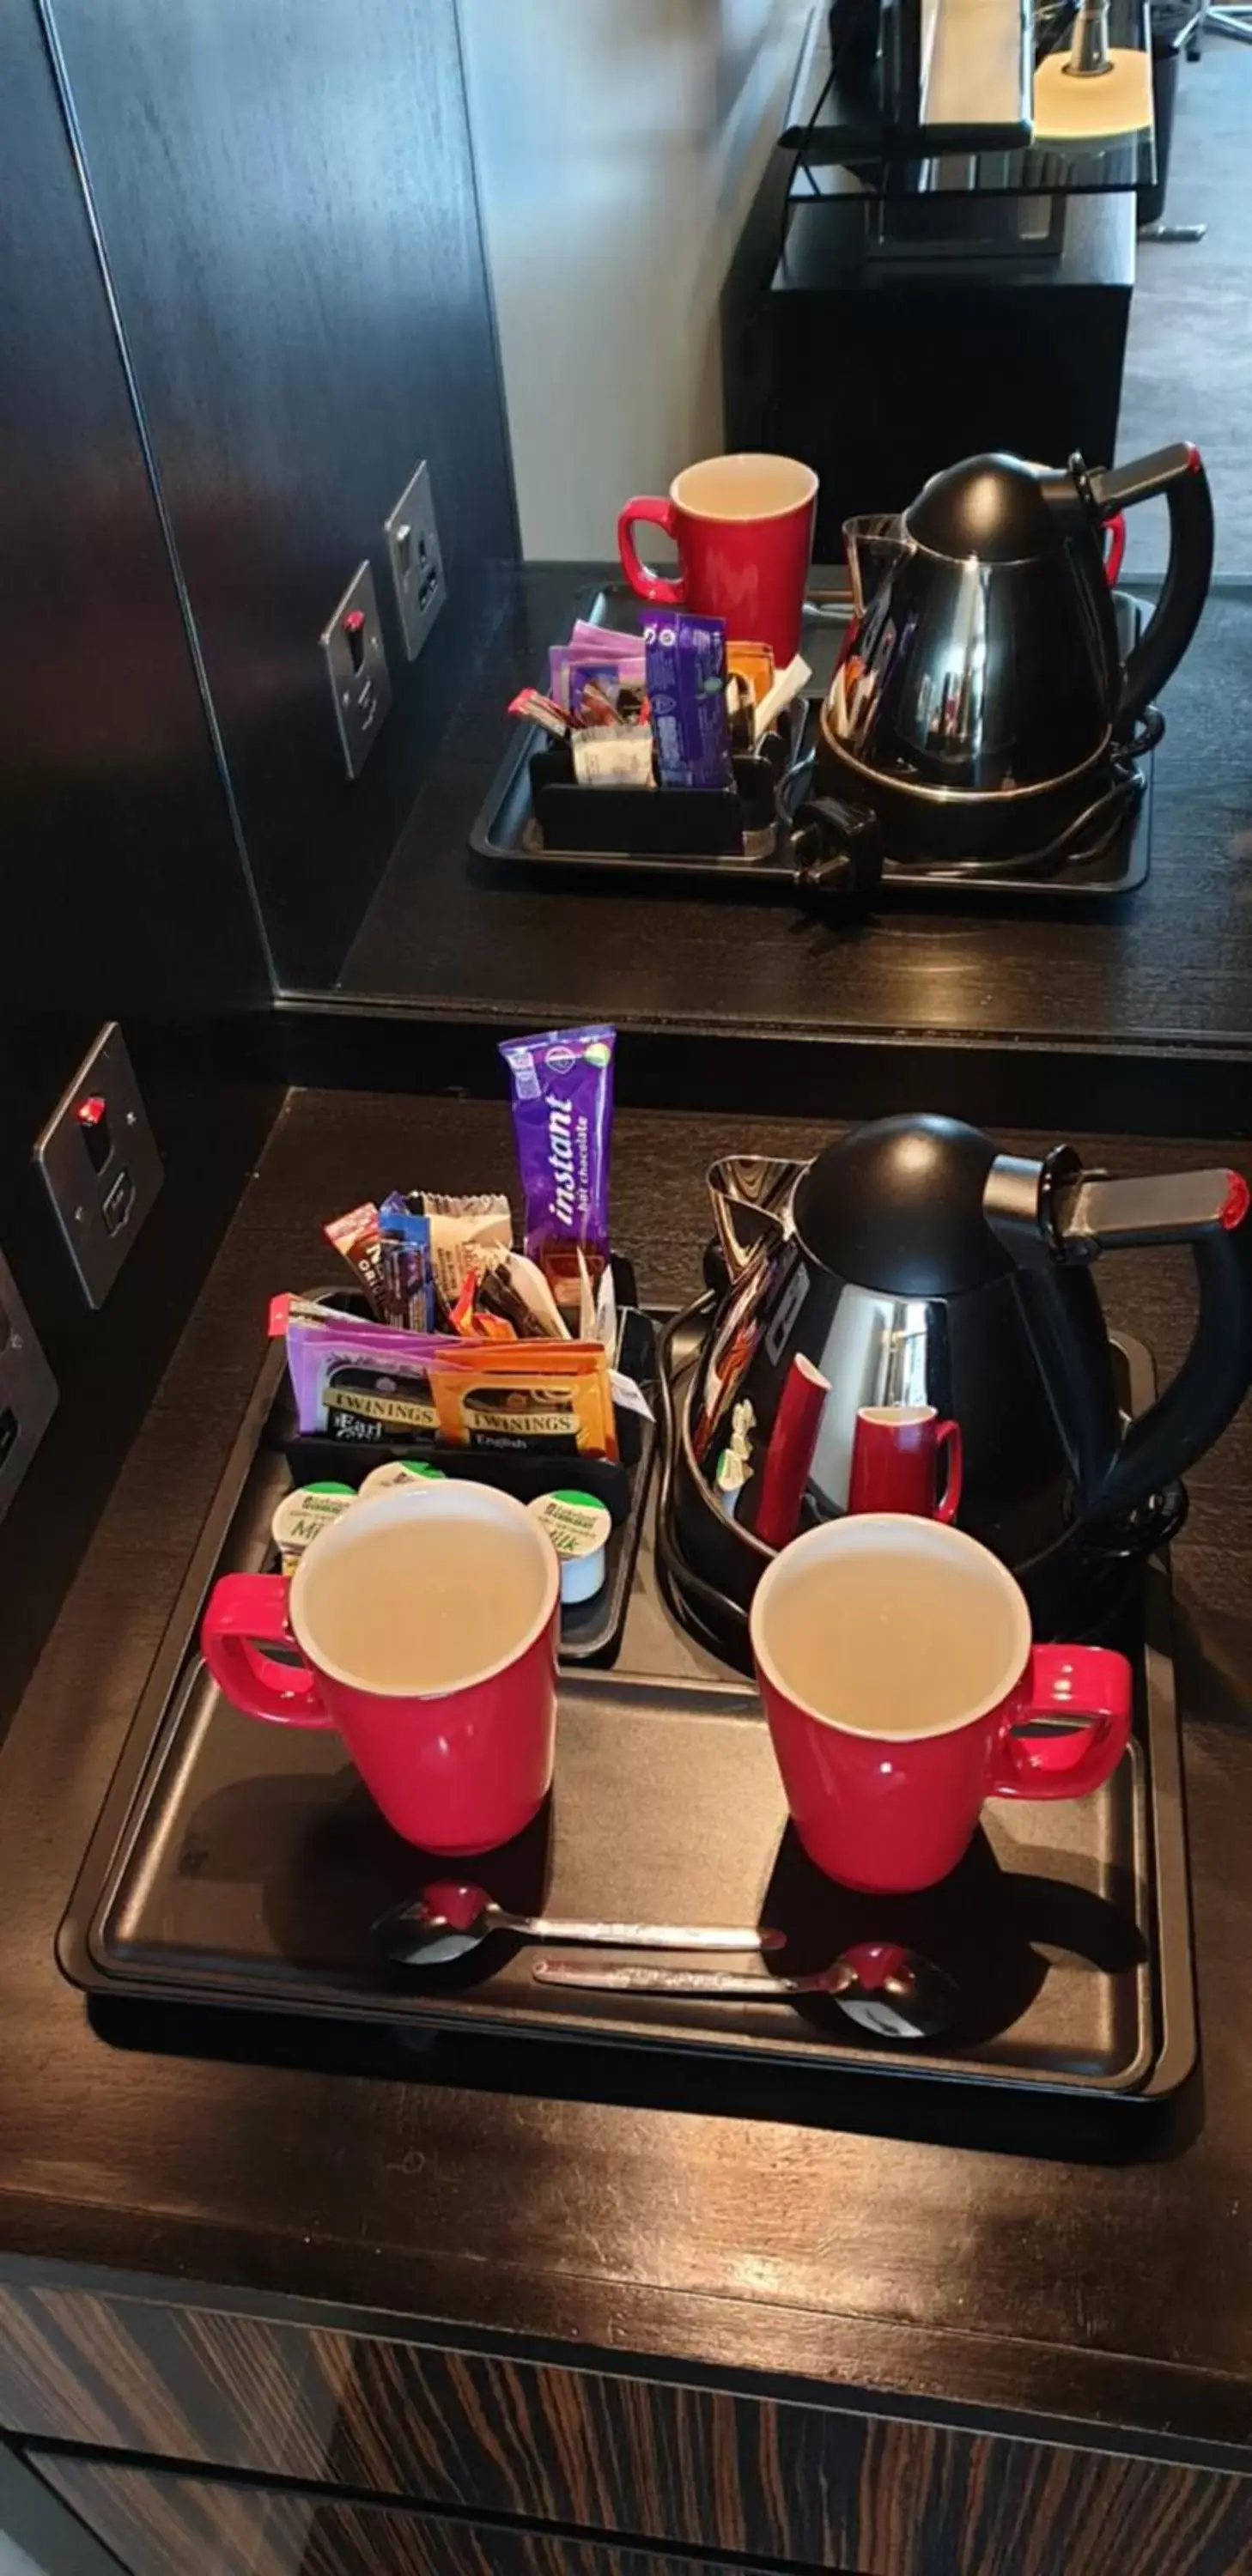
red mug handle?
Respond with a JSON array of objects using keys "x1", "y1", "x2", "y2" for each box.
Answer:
[
  {"x1": 933, "y1": 1419, "x2": 963, "y2": 1523},
  {"x1": 201, "y1": 1574, "x2": 335, "y2": 1728},
  {"x1": 1104, "y1": 513, "x2": 1127, "y2": 587},
  {"x1": 988, "y1": 1644, "x2": 1132, "y2": 1801},
  {"x1": 617, "y1": 495, "x2": 686, "y2": 608}
]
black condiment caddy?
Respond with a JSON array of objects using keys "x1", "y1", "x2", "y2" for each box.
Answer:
[
  {"x1": 527, "y1": 738, "x2": 782, "y2": 861},
  {"x1": 281, "y1": 1268, "x2": 655, "y2": 1668}
]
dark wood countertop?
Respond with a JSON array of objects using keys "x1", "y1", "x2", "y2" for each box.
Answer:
[
  {"x1": 3, "y1": 1090, "x2": 1252, "y2": 2464},
  {"x1": 331, "y1": 570, "x2": 1252, "y2": 1108}
]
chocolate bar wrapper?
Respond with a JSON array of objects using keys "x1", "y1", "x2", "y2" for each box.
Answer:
[
  {"x1": 450, "y1": 1250, "x2": 563, "y2": 1343},
  {"x1": 568, "y1": 664, "x2": 646, "y2": 726},
  {"x1": 644, "y1": 612, "x2": 733, "y2": 789},
  {"x1": 323, "y1": 1202, "x2": 386, "y2": 1309},
  {"x1": 378, "y1": 1196, "x2": 436, "y2": 1333},
  {"x1": 498, "y1": 1025, "x2": 615, "y2": 1305},
  {"x1": 549, "y1": 641, "x2": 646, "y2": 714}
]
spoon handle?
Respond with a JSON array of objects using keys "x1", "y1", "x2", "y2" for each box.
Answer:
[
  {"x1": 532, "y1": 1959, "x2": 854, "y2": 1998},
  {"x1": 501, "y1": 1916, "x2": 784, "y2": 1954}
]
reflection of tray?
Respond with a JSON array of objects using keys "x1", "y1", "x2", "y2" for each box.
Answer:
[
  {"x1": 58, "y1": 1331, "x2": 1194, "y2": 2102},
  {"x1": 469, "y1": 586, "x2": 1153, "y2": 904}
]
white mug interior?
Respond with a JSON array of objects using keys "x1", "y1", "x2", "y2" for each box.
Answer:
[
  {"x1": 671, "y1": 453, "x2": 817, "y2": 523},
  {"x1": 856, "y1": 1404, "x2": 937, "y2": 1427},
  {"x1": 289, "y1": 1481, "x2": 558, "y2": 1698},
  {"x1": 751, "y1": 1511, "x2": 1031, "y2": 1742}
]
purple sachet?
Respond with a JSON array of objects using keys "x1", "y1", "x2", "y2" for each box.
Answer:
[
  {"x1": 644, "y1": 611, "x2": 733, "y2": 789},
  {"x1": 549, "y1": 639, "x2": 645, "y2": 714},
  {"x1": 499, "y1": 1024, "x2": 617, "y2": 1310}
]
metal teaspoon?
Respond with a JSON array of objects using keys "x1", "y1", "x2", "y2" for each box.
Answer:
[
  {"x1": 532, "y1": 1944, "x2": 959, "y2": 2040},
  {"x1": 374, "y1": 1881, "x2": 786, "y2": 1968}
]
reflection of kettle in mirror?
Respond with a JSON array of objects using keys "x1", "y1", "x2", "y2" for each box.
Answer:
[
  {"x1": 672, "y1": 1115, "x2": 1252, "y2": 1631},
  {"x1": 816, "y1": 446, "x2": 1214, "y2": 866}
]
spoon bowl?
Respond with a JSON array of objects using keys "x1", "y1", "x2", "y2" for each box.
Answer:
[{"x1": 532, "y1": 1942, "x2": 959, "y2": 2041}]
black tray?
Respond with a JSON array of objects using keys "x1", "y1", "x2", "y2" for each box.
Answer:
[
  {"x1": 469, "y1": 585, "x2": 1153, "y2": 904},
  {"x1": 58, "y1": 1331, "x2": 1195, "y2": 2102}
]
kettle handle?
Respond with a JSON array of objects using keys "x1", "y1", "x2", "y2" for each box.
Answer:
[
  {"x1": 1085, "y1": 445, "x2": 1213, "y2": 726},
  {"x1": 1086, "y1": 1172, "x2": 1252, "y2": 1518},
  {"x1": 988, "y1": 1155, "x2": 1252, "y2": 1522}
]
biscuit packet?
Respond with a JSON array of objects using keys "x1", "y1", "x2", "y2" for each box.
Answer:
[{"x1": 416, "y1": 1192, "x2": 512, "y2": 1319}]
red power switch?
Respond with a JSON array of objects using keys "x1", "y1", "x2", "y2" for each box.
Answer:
[
  {"x1": 77, "y1": 1092, "x2": 112, "y2": 1175},
  {"x1": 343, "y1": 608, "x2": 367, "y2": 675}
]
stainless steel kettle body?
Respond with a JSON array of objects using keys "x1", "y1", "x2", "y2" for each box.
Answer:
[
  {"x1": 670, "y1": 1118, "x2": 1252, "y2": 1637},
  {"x1": 816, "y1": 447, "x2": 1214, "y2": 865},
  {"x1": 682, "y1": 1154, "x2": 1074, "y2": 1579}
]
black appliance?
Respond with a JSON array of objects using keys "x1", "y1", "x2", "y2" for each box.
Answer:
[
  {"x1": 668, "y1": 1117, "x2": 1252, "y2": 1637},
  {"x1": 815, "y1": 444, "x2": 1213, "y2": 868}
]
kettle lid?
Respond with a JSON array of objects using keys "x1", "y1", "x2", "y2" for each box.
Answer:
[
  {"x1": 793, "y1": 1115, "x2": 1014, "y2": 1295},
  {"x1": 905, "y1": 453, "x2": 1073, "y2": 565}
]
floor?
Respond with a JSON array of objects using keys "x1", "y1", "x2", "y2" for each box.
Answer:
[{"x1": 1119, "y1": 30, "x2": 1252, "y2": 571}]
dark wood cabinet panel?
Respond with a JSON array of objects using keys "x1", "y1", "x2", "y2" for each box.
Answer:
[
  {"x1": 0, "y1": 0, "x2": 274, "y2": 1735},
  {"x1": 37, "y1": 2461, "x2": 774, "y2": 2576},
  {"x1": 6, "y1": 2288, "x2": 1252, "y2": 2575},
  {"x1": 47, "y1": 0, "x2": 518, "y2": 988}
]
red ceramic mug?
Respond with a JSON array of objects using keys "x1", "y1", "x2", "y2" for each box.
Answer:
[
  {"x1": 751, "y1": 1514, "x2": 1132, "y2": 1893},
  {"x1": 848, "y1": 1404, "x2": 963, "y2": 1522},
  {"x1": 617, "y1": 453, "x2": 818, "y2": 665},
  {"x1": 201, "y1": 1483, "x2": 560, "y2": 1854}
]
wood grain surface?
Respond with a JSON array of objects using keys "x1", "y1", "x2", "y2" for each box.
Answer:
[
  {"x1": 3, "y1": 1093, "x2": 1252, "y2": 2471},
  {"x1": 337, "y1": 570, "x2": 1252, "y2": 1071},
  {"x1": 35, "y1": 2426, "x2": 1252, "y2": 2576},
  {"x1": 36, "y1": 2460, "x2": 786, "y2": 2576}
]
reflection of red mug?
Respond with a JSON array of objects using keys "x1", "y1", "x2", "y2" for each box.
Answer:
[
  {"x1": 848, "y1": 1405, "x2": 962, "y2": 1522},
  {"x1": 751, "y1": 1515, "x2": 1132, "y2": 1893},
  {"x1": 201, "y1": 1485, "x2": 559, "y2": 1854},
  {"x1": 617, "y1": 453, "x2": 818, "y2": 665}
]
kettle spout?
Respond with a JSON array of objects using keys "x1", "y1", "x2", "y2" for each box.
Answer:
[
  {"x1": 707, "y1": 1156, "x2": 804, "y2": 1281},
  {"x1": 842, "y1": 513, "x2": 909, "y2": 620}
]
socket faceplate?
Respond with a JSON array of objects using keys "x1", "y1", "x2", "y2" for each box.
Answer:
[
  {"x1": 320, "y1": 559, "x2": 393, "y2": 780},
  {"x1": 0, "y1": 1247, "x2": 58, "y2": 1527},
  {"x1": 385, "y1": 459, "x2": 445, "y2": 661},
  {"x1": 34, "y1": 1023, "x2": 163, "y2": 1309}
]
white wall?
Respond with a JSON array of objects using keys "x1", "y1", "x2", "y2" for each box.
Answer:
[
  {"x1": 0, "y1": 2542, "x2": 50, "y2": 2576},
  {"x1": 458, "y1": 0, "x2": 808, "y2": 558}
]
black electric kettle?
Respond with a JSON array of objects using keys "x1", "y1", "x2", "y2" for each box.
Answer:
[
  {"x1": 669, "y1": 1116, "x2": 1252, "y2": 1636},
  {"x1": 817, "y1": 444, "x2": 1214, "y2": 865}
]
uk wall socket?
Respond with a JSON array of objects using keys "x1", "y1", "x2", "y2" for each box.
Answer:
[
  {"x1": 320, "y1": 560, "x2": 393, "y2": 781},
  {"x1": 0, "y1": 1246, "x2": 58, "y2": 1527},
  {"x1": 34, "y1": 1022, "x2": 163, "y2": 1309},
  {"x1": 384, "y1": 459, "x2": 445, "y2": 660}
]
